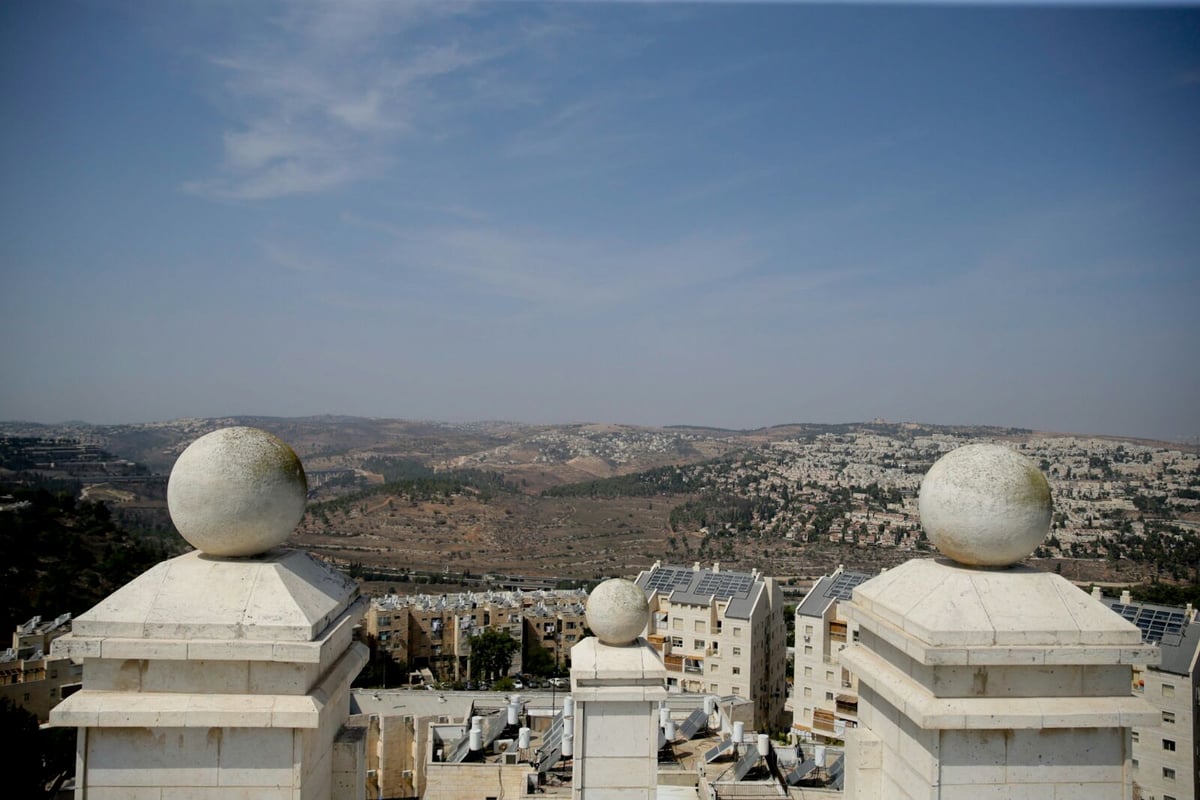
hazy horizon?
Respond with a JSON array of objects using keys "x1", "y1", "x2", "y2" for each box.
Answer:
[
  {"x1": 1, "y1": 410, "x2": 1191, "y2": 447},
  {"x1": 2, "y1": 2, "x2": 1197, "y2": 443}
]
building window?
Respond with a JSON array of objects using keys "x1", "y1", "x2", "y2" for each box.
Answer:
[
  {"x1": 1131, "y1": 731, "x2": 1139, "y2": 743},
  {"x1": 826, "y1": 670, "x2": 834, "y2": 681},
  {"x1": 673, "y1": 618, "x2": 682, "y2": 630},
  {"x1": 732, "y1": 686, "x2": 741, "y2": 696},
  {"x1": 732, "y1": 666, "x2": 741, "y2": 675},
  {"x1": 710, "y1": 684, "x2": 719, "y2": 693},
  {"x1": 1163, "y1": 767, "x2": 1176, "y2": 780},
  {"x1": 671, "y1": 636, "x2": 684, "y2": 648},
  {"x1": 695, "y1": 639, "x2": 705, "y2": 650},
  {"x1": 803, "y1": 687, "x2": 812, "y2": 698},
  {"x1": 1162, "y1": 683, "x2": 1175, "y2": 697},
  {"x1": 825, "y1": 691, "x2": 834, "y2": 701},
  {"x1": 733, "y1": 627, "x2": 742, "y2": 638},
  {"x1": 732, "y1": 647, "x2": 742, "y2": 657},
  {"x1": 711, "y1": 663, "x2": 718, "y2": 672},
  {"x1": 711, "y1": 641, "x2": 719, "y2": 653},
  {"x1": 804, "y1": 666, "x2": 812, "y2": 677},
  {"x1": 804, "y1": 646, "x2": 813, "y2": 656},
  {"x1": 804, "y1": 625, "x2": 814, "y2": 636},
  {"x1": 1132, "y1": 759, "x2": 1139, "y2": 770},
  {"x1": 1163, "y1": 710, "x2": 1175, "y2": 724},
  {"x1": 695, "y1": 620, "x2": 706, "y2": 633},
  {"x1": 1163, "y1": 739, "x2": 1176, "y2": 751}
]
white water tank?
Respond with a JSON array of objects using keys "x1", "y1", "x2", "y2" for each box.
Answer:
[
  {"x1": 733, "y1": 721, "x2": 745, "y2": 743},
  {"x1": 757, "y1": 733, "x2": 770, "y2": 756},
  {"x1": 518, "y1": 727, "x2": 532, "y2": 749}
]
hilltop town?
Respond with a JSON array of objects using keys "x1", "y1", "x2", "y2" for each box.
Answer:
[{"x1": 2, "y1": 417, "x2": 1196, "y2": 590}]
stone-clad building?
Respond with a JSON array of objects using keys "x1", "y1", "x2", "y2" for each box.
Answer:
[
  {"x1": 634, "y1": 560, "x2": 787, "y2": 731},
  {"x1": 1098, "y1": 590, "x2": 1200, "y2": 800},
  {"x1": 0, "y1": 613, "x2": 82, "y2": 722},
  {"x1": 791, "y1": 566, "x2": 873, "y2": 741},
  {"x1": 366, "y1": 589, "x2": 587, "y2": 680}
]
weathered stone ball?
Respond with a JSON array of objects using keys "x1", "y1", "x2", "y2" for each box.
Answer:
[
  {"x1": 919, "y1": 443, "x2": 1052, "y2": 567},
  {"x1": 167, "y1": 427, "x2": 308, "y2": 557},
  {"x1": 586, "y1": 578, "x2": 649, "y2": 646}
]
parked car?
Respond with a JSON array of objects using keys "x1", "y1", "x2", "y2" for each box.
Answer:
[{"x1": 548, "y1": 677, "x2": 568, "y2": 689}]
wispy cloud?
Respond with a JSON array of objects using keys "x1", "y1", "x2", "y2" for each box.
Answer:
[{"x1": 184, "y1": 1, "x2": 534, "y2": 199}]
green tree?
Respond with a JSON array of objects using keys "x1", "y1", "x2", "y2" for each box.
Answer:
[{"x1": 469, "y1": 629, "x2": 519, "y2": 680}]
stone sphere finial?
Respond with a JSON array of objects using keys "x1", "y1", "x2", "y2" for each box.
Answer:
[
  {"x1": 586, "y1": 578, "x2": 649, "y2": 646},
  {"x1": 918, "y1": 443, "x2": 1052, "y2": 567},
  {"x1": 167, "y1": 427, "x2": 308, "y2": 558}
]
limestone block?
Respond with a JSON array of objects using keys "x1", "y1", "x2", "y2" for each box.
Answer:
[
  {"x1": 87, "y1": 727, "x2": 221, "y2": 787},
  {"x1": 578, "y1": 788, "x2": 654, "y2": 800},
  {"x1": 580, "y1": 755, "x2": 655, "y2": 787},
  {"x1": 939, "y1": 730, "x2": 1007, "y2": 785},
  {"x1": 140, "y1": 661, "x2": 251, "y2": 694},
  {"x1": 249, "y1": 661, "x2": 320, "y2": 695},
  {"x1": 1004, "y1": 728, "x2": 1124, "y2": 784},
  {"x1": 86, "y1": 789, "x2": 163, "y2": 800},
  {"x1": 581, "y1": 702, "x2": 653, "y2": 758},
  {"x1": 86, "y1": 658, "x2": 145, "y2": 692},
  {"x1": 1049, "y1": 783, "x2": 1124, "y2": 800},
  {"x1": 186, "y1": 694, "x2": 277, "y2": 728},
  {"x1": 215, "y1": 728, "x2": 297, "y2": 786},
  {"x1": 939, "y1": 785, "x2": 1054, "y2": 800},
  {"x1": 161, "y1": 789, "x2": 292, "y2": 800}
]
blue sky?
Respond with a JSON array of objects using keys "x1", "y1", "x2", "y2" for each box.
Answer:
[{"x1": 1, "y1": 1, "x2": 1197, "y2": 441}]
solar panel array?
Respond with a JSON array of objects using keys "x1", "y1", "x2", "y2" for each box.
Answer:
[
  {"x1": 704, "y1": 738, "x2": 734, "y2": 763},
  {"x1": 536, "y1": 709, "x2": 567, "y2": 774},
  {"x1": 694, "y1": 572, "x2": 754, "y2": 599},
  {"x1": 447, "y1": 712, "x2": 512, "y2": 763},
  {"x1": 643, "y1": 567, "x2": 696, "y2": 594},
  {"x1": 732, "y1": 745, "x2": 761, "y2": 781},
  {"x1": 676, "y1": 707, "x2": 709, "y2": 740},
  {"x1": 1111, "y1": 603, "x2": 1188, "y2": 643},
  {"x1": 536, "y1": 745, "x2": 562, "y2": 774},
  {"x1": 827, "y1": 571, "x2": 870, "y2": 602},
  {"x1": 785, "y1": 759, "x2": 817, "y2": 785}
]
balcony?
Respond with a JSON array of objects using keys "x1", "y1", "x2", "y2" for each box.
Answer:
[
  {"x1": 812, "y1": 709, "x2": 836, "y2": 734},
  {"x1": 665, "y1": 654, "x2": 684, "y2": 672}
]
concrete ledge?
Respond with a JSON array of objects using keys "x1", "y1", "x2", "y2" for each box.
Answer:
[
  {"x1": 53, "y1": 596, "x2": 369, "y2": 665},
  {"x1": 844, "y1": 603, "x2": 1159, "y2": 667},
  {"x1": 51, "y1": 641, "x2": 369, "y2": 730},
  {"x1": 841, "y1": 646, "x2": 1159, "y2": 730}
]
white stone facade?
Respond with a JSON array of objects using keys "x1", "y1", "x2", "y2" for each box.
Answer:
[
  {"x1": 570, "y1": 636, "x2": 668, "y2": 800},
  {"x1": 840, "y1": 558, "x2": 1160, "y2": 800},
  {"x1": 50, "y1": 549, "x2": 369, "y2": 799},
  {"x1": 636, "y1": 562, "x2": 787, "y2": 731}
]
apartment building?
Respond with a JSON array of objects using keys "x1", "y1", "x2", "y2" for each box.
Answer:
[
  {"x1": 0, "y1": 613, "x2": 82, "y2": 721},
  {"x1": 791, "y1": 566, "x2": 873, "y2": 742},
  {"x1": 365, "y1": 589, "x2": 587, "y2": 681},
  {"x1": 1099, "y1": 591, "x2": 1200, "y2": 800},
  {"x1": 635, "y1": 560, "x2": 787, "y2": 731}
]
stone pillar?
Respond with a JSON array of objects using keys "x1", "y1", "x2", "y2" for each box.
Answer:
[
  {"x1": 570, "y1": 578, "x2": 668, "y2": 800},
  {"x1": 49, "y1": 427, "x2": 368, "y2": 800},
  {"x1": 840, "y1": 444, "x2": 1159, "y2": 800}
]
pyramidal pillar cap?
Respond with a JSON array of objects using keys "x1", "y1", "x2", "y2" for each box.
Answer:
[
  {"x1": 918, "y1": 443, "x2": 1052, "y2": 567},
  {"x1": 167, "y1": 426, "x2": 308, "y2": 557}
]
